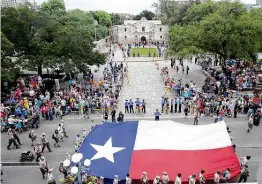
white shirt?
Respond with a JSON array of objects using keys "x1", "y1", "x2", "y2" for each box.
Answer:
[
  {"x1": 240, "y1": 157, "x2": 249, "y2": 167},
  {"x1": 162, "y1": 175, "x2": 169, "y2": 184},
  {"x1": 126, "y1": 176, "x2": 132, "y2": 184},
  {"x1": 153, "y1": 178, "x2": 159, "y2": 184},
  {"x1": 47, "y1": 173, "x2": 54, "y2": 182},
  {"x1": 214, "y1": 173, "x2": 220, "y2": 183},
  {"x1": 199, "y1": 173, "x2": 205, "y2": 184},
  {"x1": 29, "y1": 90, "x2": 35, "y2": 97},
  {"x1": 174, "y1": 176, "x2": 181, "y2": 184}
]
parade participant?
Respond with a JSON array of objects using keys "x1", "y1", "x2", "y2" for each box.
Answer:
[
  {"x1": 117, "y1": 111, "x2": 124, "y2": 122},
  {"x1": 34, "y1": 142, "x2": 42, "y2": 162},
  {"x1": 186, "y1": 65, "x2": 189, "y2": 75},
  {"x1": 129, "y1": 99, "x2": 134, "y2": 113},
  {"x1": 162, "y1": 171, "x2": 169, "y2": 184},
  {"x1": 82, "y1": 171, "x2": 88, "y2": 184},
  {"x1": 247, "y1": 114, "x2": 253, "y2": 133},
  {"x1": 126, "y1": 174, "x2": 132, "y2": 184},
  {"x1": 39, "y1": 156, "x2": 48, "y2": 179},
  {"x1": 41, "y1": 133, "x2": 52, "y2": 152},
  {"x1": 193, "y1": 112, "x2": 199, "y2": 125},
  {"x1": 111, "y1": 108, "x2": 116, "y2": 122},
  {"x1": 188, "y1": 174, "x2": 196, "y2": 184},
  {"x1": 240, "y1": 156, "x2": 251, "y2": 168},
  {"x1": 12, "y1": 128, "x2": 22, "y2": 145},
  {"x1": 7, "y1": 128, "x2": 19, "y2": 150},
  {"x1": 174, "y1": 98, "x2": 178, "y2": 113},
  {"x1": 214, "y1": 171, "x2": 221, "y2": 184},
  {"x1": 153, "y1": 176, "x2": 160, "y2": 184},
  {"x1": 141, "y1": 99, "x2": 146, "y2": 113},
  {"x1": 98, "y1": 176, "x2": 104, "y2": 184},
  {"x1": 199, "y1": 170, "x2": 206, "y2": 184},
  {"x1": 29, "y1": 130, "x2": 37, "y2": 146},
  {"x1": 154, "y1": 109, "x2": 161, "y2": 121},
  {"x1": 125, "y1": 100, "x2": 129, "y2": 113},
  {"x1": 135, "y1": 98, "x2": 140, "y2": 113},
  {"x1": 113, "y1": 175, "x2": 120, "y2": 184},
  {"x1": 184, "y1": 105, "x2": 189, "y2": 119},
  {"x1": 141, "y1": 172, "x2": 149, "y2": 184},
  {"x1": 238, "y1": 165, "x2": 250, "y2": 183},
  {"x1": 57, "y1": 124, "x2": 64, "y2": 142},
  {"x1": 60, "y1": 120, "x2": 68, "y2": 138},
  {"x1": 59, "y1": 162, "x2": 68, "y2": 178},
  {"x1": 47, "y1": 169, "x2": 56, "y2": 184},
  {"x1": 52, "y1": 130, "x2": 60, "y2": 147},
  {"x1": 175, "y1": 173, "x2": 182, "y2": 184},
  {"x1": 74, "y1": 134, "x2": 81, "y2": 152},
  {"x1": 221, "y1": 168, "x2": 231, "y2": 183}
]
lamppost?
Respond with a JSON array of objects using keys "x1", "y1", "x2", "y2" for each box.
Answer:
[{"x1": 63, "y1": 153, "x2": 91, "y2": 184}]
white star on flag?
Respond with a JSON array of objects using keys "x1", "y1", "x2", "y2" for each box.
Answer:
[{"x1": 90, "y1": 137, "x2": 126, "y2": 163}]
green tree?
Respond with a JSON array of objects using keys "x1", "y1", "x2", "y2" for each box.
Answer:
[
  {"x1": 133, "y1": 10, "x2": 156, "y2": 20},
  {"x1": 91, "y1": 10, "x2": 112, "y2": 27},
  {"x1": 168, "y1": 1, "x2": 262, "y2": 63},
  {"x1": 111, "y1": 13, "x2": 123, "y2": 25}
]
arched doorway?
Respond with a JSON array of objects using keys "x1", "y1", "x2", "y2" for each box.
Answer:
[{"x1": 141, "y1": 36, "x2": 147, "y2": 45}]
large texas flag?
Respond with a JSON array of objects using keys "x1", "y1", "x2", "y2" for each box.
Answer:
[{"x1": 78, "y1": 120, "x2": 240, "y2": 182}]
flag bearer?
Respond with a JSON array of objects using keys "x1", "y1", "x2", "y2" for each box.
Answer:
[{"x1": 162, "y1": 171, "x2": 169, "y2": 184}]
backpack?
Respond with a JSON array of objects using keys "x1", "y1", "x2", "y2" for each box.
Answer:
[{"x1": 29, "y1": 133, "x2": 32, "y2": 138}]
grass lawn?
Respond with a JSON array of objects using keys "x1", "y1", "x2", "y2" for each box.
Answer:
[{"x1": 130, "y1": 48, "x2": 159, "y2": 57}]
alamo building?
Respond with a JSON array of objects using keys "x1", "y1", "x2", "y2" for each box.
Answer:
[{"x1": 109, "y1": 17, "x2": 168, "y2": 45}]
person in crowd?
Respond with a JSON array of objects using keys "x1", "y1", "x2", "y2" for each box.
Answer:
[
  {"x1": 129, "y1": 99, "x2": 134, "y2": 113},
  {"x1": 247, "y1": 114, "x2": 253, "y2": 133},
  {"x1": 103, "y1": 111, "x2": 108, "y2": 122},
  {"x1": 117, "y1": 111, "x2": 124, "y2": 122},
  {"x1": 154, "y1": 109, "x2": 161, "y2": 121},
  {"x1": 175, "y1": 173, "x2": 182, "y2": 184},
  {"x1": 7, "y1": 128, "x2": 19, "y2": 150},
  {"x1": 178, "y1": 98, "x2": 182, "y2": 113},
  {"x1": 186, "y1": 65, "x2": 189, "y2": 75},
  {"x1": 113, "y1": 175, "x2": 120, "y2": 184},
  {"x1": 124, "y1": 100, "x2": 129, "y2": 113},
  {"x1": 126, "y1": 174, "x2": 132, "y2": 184},
  {"x1": 52, "y1": 130, "x2": 60, "y2": 147},
  {"x1": 162, "y1": 171, "x2": 169, "y2": 184},
  {"x1": 59, "y1": 162, "x2": 68, "y2": 178},
  {"x1": 34, "y1": 142, "x2": 42, "y2": 162},
  {"x1": 240, "y1": 156, "x2": 251, "y2": 168},
  {"x1": 188, "y1": 174, "x2": 196, "y2": 184},
  {"x1": 111, "y1": 108, "x2": 116, "y2": 122},
  {"x1": 193, "y1": 112, "x2": 199, "y2": 125},
  {"x1": 199, "y1": 170, "x2": 206, "y2": 184},
  {"x1": 184, "y1": 105, "x2": 189, "y2": 119},
  {"x1": 141, "y1": 172, "x2": 149, "y2": 184},
  {"x1": 221, "y1": 168, "x2": 231, "y2": 183},
  {"x1": 97, "y1": 176, "x2": 104, "y2": 184},
  {"x1": 29, "y1": 130, "x2": 37, "y2": 146},
  {"x1": 47, "y1": 168, "x2": 56, "y2": 184},
  {"x1": 214, "y1": 170, "x2": 221, "y2": 184},
  {"x1": 12, "y1": 128, "x2": 22, "y2": 145},
  {"x1": 141, "y1": 99, "x2": 146, "y2": 113},
  {"x1": 153, "y1": 176, "x2": 161, "y2": 184},
  {"x1": 39, "y1": 156, "x2": 48, "y2": 179},
  {"x1": 41, "y1": 133, "x2": 52, "y2": 152},
  {"x1": 135, "y1": 98, "x2": 140, "y2": 113},
  {"x1": 238, "y1": 165, "x2": 250, "y2": 183}
]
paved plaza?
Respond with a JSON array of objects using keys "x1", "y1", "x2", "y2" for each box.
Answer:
[{"x1": 1, "y1": 48, "x2": 262, "y2": 183}]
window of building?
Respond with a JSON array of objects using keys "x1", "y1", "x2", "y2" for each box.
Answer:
[
  {"x1": 142, "y1": 27, "x2": 145, "y2": 32},
  {"x1": 124, "y1": 28, "x2": 127, "y2": 32},
  {"x1": 160, "y1": 36, "x2": 163, "y2": 39},
  {"x1": 160, "y1": 28, "x2": 162, "y2": 32},
  {"x1": 125, "y1": 36, "x2": 127, "y2": 39}
]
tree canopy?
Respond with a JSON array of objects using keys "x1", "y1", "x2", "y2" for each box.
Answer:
[
  {"x1": 133, "y1": 10, "x2": 156, "y2": 20},
  {"x1": 1, "y1": 0, "x2": 108, "y2": 81},
  {"x1": 168, "y1": 0, "x2": 262, "y2": 62}
]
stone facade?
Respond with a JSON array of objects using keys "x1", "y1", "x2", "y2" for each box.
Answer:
[{"x1": 109, "y1": 17, "x2": 168, "y2": 44}]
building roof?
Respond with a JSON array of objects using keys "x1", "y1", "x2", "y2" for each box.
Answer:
[{"x1": 124, "y1": 17, "x2": 162, "y2": 25}]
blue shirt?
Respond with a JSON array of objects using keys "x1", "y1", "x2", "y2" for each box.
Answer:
[
  {"x1": 154, "y1": 112, "x2": 161, "y2": 116},
  {"x1": 135, "y1": 100, "x2": 140, "y2": 106},
  {"x1": 129, "y1": 101, "x2": 133, "y2": 106},
  {"x1": 124, "y1": 102, "x2": 129, "y2": 107}
]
